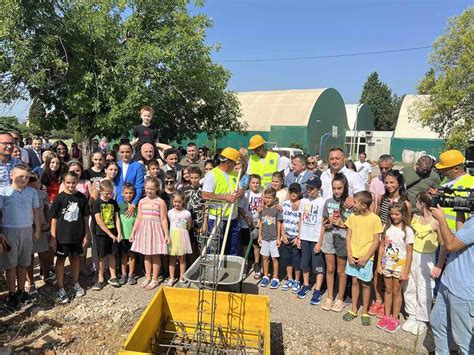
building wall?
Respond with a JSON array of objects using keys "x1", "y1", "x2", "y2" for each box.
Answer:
[{"x1": 391, "y1": 138, "x2": 444, "y2": 161}]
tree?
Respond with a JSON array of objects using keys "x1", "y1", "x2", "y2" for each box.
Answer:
[
  {"x1": 417, "y1": 68, "x2": 436, "y2": 95},
  {"x1": 0, "y1": 0, "x2": 243, "y2": 167},
  {"x1": 27, "y1": 98, "x2": 49, "y2": 136},
  {"x1": 0, "y1": 116, "x2": 19, "y2": 131},
  {"x1": 359, "y1": 72, "x2": 399, "y2": 131},
  {"x1": 414, "y1": 8, "x2": 473, "y2": 150}
]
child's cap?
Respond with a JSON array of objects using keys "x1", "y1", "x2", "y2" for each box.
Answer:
[
  {"x1": 288, "y1": 183, "x2": 301, "y2": 193},
  {"x1": 305, "y1": 175, "x2": 322, "y2": 189}
]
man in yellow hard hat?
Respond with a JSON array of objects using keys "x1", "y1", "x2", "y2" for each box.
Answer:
[
  {"x1": 202, "y1": 147, "x2": 242, "y2": 256},
  {"x1": 247, "y1": 135, "x2": 281, "y2": 188},
  {"x1": 435, "y1": 149, "x2": 474, "y2": 232}
]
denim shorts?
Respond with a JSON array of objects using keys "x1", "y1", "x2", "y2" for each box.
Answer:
[{"x1": 346, "y1": 259, "x2": 374, "y2": 282}]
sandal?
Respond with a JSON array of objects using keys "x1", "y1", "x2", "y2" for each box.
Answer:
[
  {"x1": 145, "y1": 279, "x2": 159, "y2": 290},
  {"x1": 361, "y1": 313, "x2": 371, "y2": 326},
  {"x1": 343, "y1": 310, "x2": 358, "y2": 322},
  {"x1": 331, "y1": 299, "x2": 345, "y2": 312},
  {"x1": 141, "y1": 278, "x2": 151, "y2": 288}
]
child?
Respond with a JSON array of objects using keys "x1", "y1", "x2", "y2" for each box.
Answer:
[
  {"x1": 0, "y1": 165, "x2": 41, "y2": 308},
  {"x1": 280, "y1": 183, "x2": 302, "y2": 293},
  {"x1": 403, "y1": 192, "x2": 446, "y2": 335},
  {"x1": 85, "y1": 151, "x2": 105, "y2": 185},
  {"x1": 178, "y1": 167, "x2": 191, "y2": 191},
  {"x1": 26, "y1": 173, "x2": 53, "y2": 298},
  {"x1": 343, "y1": 191, "x2": 383, "y2": 326},
  {"x1": 119, "y1": 184, "x2": 138, "y2": 285},
  {"x1": 296, "y1": 176, "x2": 326, "y2": 304},
  {"x1": 41, "y1": 153, "x2": 63, "y2": 203},
  {"x1": 160, "y1": 169, "x2": 177, "y2": 210},
  {"x1": 61, "y1": 160, "x2": 91, "y2": 199},
  {"x1": 130, "y1": 176, "x2": 169, "y2": 290},
  {"x1": 145, "y1": 159, "x2": 163, "y2": 190},
  {"x1": 182, "y1": 167, "x2": 205, "y2": 258},
  {"x1": 320, "y1": 173, "x2": 352, "y2": 312},
  {"x1": 372, "y1": 169, "x2": 412, "y2": 317},
  {"x1": 258, "y1": 188, "x2": 283, "y2": 289},
  {"x1": 238, "y1": 174, "x2": 263, "y2": 278},
  {"x1": 161, "y1": 149, "x2": 183, "y2": 185},
  {"x1": 131, "y1": 106, "x2": 160, "y2": 161},
  {"x1": 91, "y1": 180, "x2": 122, "y2": 290},
  {"x1": 50, "y1": 171, "x2": 90, "y2": 303},
  {"x1": 167, "y1": 192, "x2": 193, "y2": 285},
  {"x1": 376, "y1": 202, "x2": 414, "y2": 332},
  {"x1": 271, "y1": 171, "x2": 288, "y2": 204}
]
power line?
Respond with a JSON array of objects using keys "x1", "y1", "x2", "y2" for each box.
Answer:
[{"x1": 215, "y1": 45, "x2": 432, "y2": 63}]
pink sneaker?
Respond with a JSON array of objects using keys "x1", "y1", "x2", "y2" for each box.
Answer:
[
  {"x1": 376, "y1": 315, "x2": 390, "y2": 330},
  {"x1": 385, "y1": 317, "x2": 400, "y2": 333}
]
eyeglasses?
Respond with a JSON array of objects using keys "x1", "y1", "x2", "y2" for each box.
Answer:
[
  {"x1": 0, "y1": 142, "x2": 15, "y2": 146},
  {"x1": 307, "y1": 162, "x2": 316, "y2": 165}
]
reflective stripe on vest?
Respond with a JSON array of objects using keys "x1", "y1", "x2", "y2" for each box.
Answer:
[
  {"x1": 440, "y1": 174, "x2": 474, "y2": 231},
  {"x1": 208, "y1": 167, "x2": 238, "y2": 218},
  {"x1": 249, "y1": 151, "x2": 279, "y2": 188}
]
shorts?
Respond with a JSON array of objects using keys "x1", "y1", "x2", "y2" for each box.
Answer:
[
  {"x1": 382, "y1": 268, "x2": 402, "y2": 279},
  {"x1": 240, "y1": 228, "x2": 250, "y2": 246},
  {"x1": 1, "y1": 227, "x2": 33, "y2": 269},
  {"x1": 300, "y1": 240, "x2": 325, "y2": 274},
  {"x1": 56, "y1": 241, "x2": 84, "y2": 257},
  {"x1": 346, "y1": 259, "x2": 374, "y2": 283},
  {"x1": 32, "y1": 231, "x2": 50, "y2": 254},
  {"x1": 119, "y1": 239, "x2": 132, "y2": 254},
  {"x1": 260, "y1": 240, "x2": 280, "y2": 258},
  {"x1": 96, "y1": 234, "x2": 119, "y2": 259},
  {"x1": 279, "y1": 239, "x2": 301, "y2": 270},
  {"x1": 250, "y1": 228, "x2": 260, "y2": 246},
  {"x1": 321, "y1": 232, "x2": 347, "y2": 258}
]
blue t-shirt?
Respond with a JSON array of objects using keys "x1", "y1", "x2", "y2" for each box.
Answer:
[
  {"x1": 0, "y1": 186, "x2": 40, "y2": 228},
  {"x1": 0, "y1": 157, "x2": 22, "y2": 187},
  {"x1": 441, "y1": 216, "x2": 474, "y2": 300}
]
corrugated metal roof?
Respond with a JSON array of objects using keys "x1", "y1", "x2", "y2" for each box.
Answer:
[
  {"x1": 393, "y1": 95, "x2": 440, "y2": 139},
  {"x1": 237, "y1": 89, "x2": 327, "y2": 131}
]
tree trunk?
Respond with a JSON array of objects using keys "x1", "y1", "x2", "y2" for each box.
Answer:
[{"x1": 82, "y1": 135, "x2": 92, "y2": 170}]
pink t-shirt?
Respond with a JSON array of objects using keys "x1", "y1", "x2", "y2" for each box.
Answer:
[{"x1": 369, "y1": 175, "x2": 385, "y2": 210}]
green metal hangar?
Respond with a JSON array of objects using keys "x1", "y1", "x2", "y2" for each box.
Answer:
[
  {"x1": 220, "y1": 88, "x2": 348, "y2": 155},
  {"x1": 391, "y1": 95, "x2": 444, "y2": 161}
]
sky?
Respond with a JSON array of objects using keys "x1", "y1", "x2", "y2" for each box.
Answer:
[{"x1": 3, "y1": 0, "x2": 471, "y2": 121}]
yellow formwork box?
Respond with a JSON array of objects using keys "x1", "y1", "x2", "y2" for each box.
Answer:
[{"x1": 120, "y1": 287, "x2": 270, "y2": 354}]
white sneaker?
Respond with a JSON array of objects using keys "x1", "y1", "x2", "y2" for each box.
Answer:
[
  {"x1": 411, "y1": 320, "x2": 428, "y2": 335},
  {"x1": 72, "y1": 282, "x2": 85, "y2": 297},
  {"x1": 402, "y1": 316, "x2": 417, "y2": 333},
  {"x1": 57, "y1": 288, "x2": 69, "y2": 304}
]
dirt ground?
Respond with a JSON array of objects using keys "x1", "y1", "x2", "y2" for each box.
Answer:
[{"x1": 0, "y1": 262, "x2": 434, "y2": 354}]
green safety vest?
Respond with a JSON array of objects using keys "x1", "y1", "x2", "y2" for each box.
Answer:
[
  {"x1": 208, "y1": 167, "x2": 238, "y2": 218},
  {"x1": 440, "y1": 173, "x2": 474, "y2": 231},
  {"x1": 249, "y1": 151, "x2": 279, "y2": 188}
]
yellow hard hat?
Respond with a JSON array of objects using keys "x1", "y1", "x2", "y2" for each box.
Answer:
[
  {"x1": 248, "y1": 134, "x2": 265, "y2": 150},
  {"x1": 220, "y1": 147, "x2": 240, "y2": 162},
  {"x1": 435, "y1": 150, "x2": 465, "y2": 169}
]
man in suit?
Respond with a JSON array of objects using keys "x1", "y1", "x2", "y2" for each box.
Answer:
[
  {"x1": 284, "y1": 154, "x2": 314, "y2": 195},
  {"x1": 27, "y1": 137, "x2": 43, "y2": 169},
  {"x1": 115, "y1": 142, "x2": 144, "y2": 217}
]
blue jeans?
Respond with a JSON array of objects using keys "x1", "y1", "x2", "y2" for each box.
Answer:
[
  {"x1": 207, "y1": 218, "x2": 241, "y2": 256},
  {"x1": 430, "y1": 284, "x2": 474, "y2": 355}
]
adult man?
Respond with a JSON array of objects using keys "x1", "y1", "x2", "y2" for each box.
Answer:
[
  {"x1": 202, "y1": 147, "x2": 242, "y2": 256},
  {"x1": 9, "y1": 131, "x2": 29, "y2": 165},
  {"x1": 247, "y1": 135, "x2": 282, "y2": 188},
  {"x1": 0, "y1": 132, "x2": 23, "y2": 187},
  {"x1": 284, "y1": 154, "x2": 314, "y2": 195},
  {"x1": 320, "y1": 148, "x2": 365, "y2": 200},
  {"x1": 368, "y1": 154, "x2": 394, "y2": 211},
  {"x1": 435, "y1": 150, "x2": 474, "y2": 231},
  {"x1": 180, "y1": 142, "x2": 205, "y2": 172},
  {"x1": 402, "y1": 155, "x2": 440, "y2": 209},
  {"x1": 27, "y1": 137, "x2": 43, "y2": 169},
  {"x1": 355, "y1": 152, "x2": 371, "y2": 186},
  {"x1": 430, "y1": 206, "x2": 473, "y2": 355}
]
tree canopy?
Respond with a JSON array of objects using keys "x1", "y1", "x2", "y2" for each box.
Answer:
[
  {"x1": 417, "y1": 68, "x2": 436, "y2": 95},
  {"x1": 414, "y1": 8, "x2": 473, "y2": 149},
  {"x1": 0, "y1": 0, "x2": 243, "y2": 160},
  {"x1": 359, "y1": 72, "x2": 403, "y2": 131}
]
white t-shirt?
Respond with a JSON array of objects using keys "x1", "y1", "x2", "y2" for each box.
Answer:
[
  {"x1": 238, "y1": 190, "x2": 263, "y2": 228},
  {"x1": 321, "y1": 167, "x2": 366, "y2": 200},
  {"x1": 202, "y1": 168, "x2": 238, "y2": 220},
  {"x1": 382, "y1": 225, "x2": 414, "y2": 273},
  {"x1": 282, "y1": 200, "x2": 301, "y2": 238},
  {"x1": 355, "y1": 161, "x2": 372, "y2": 184},
  {"x1": 298, "y1": 197, "x2": 325, "y2": 242}
]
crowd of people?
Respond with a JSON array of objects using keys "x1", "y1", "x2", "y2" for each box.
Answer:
[{"x1": 0, "y1": 105, "x2": 473, "y2": 354}]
